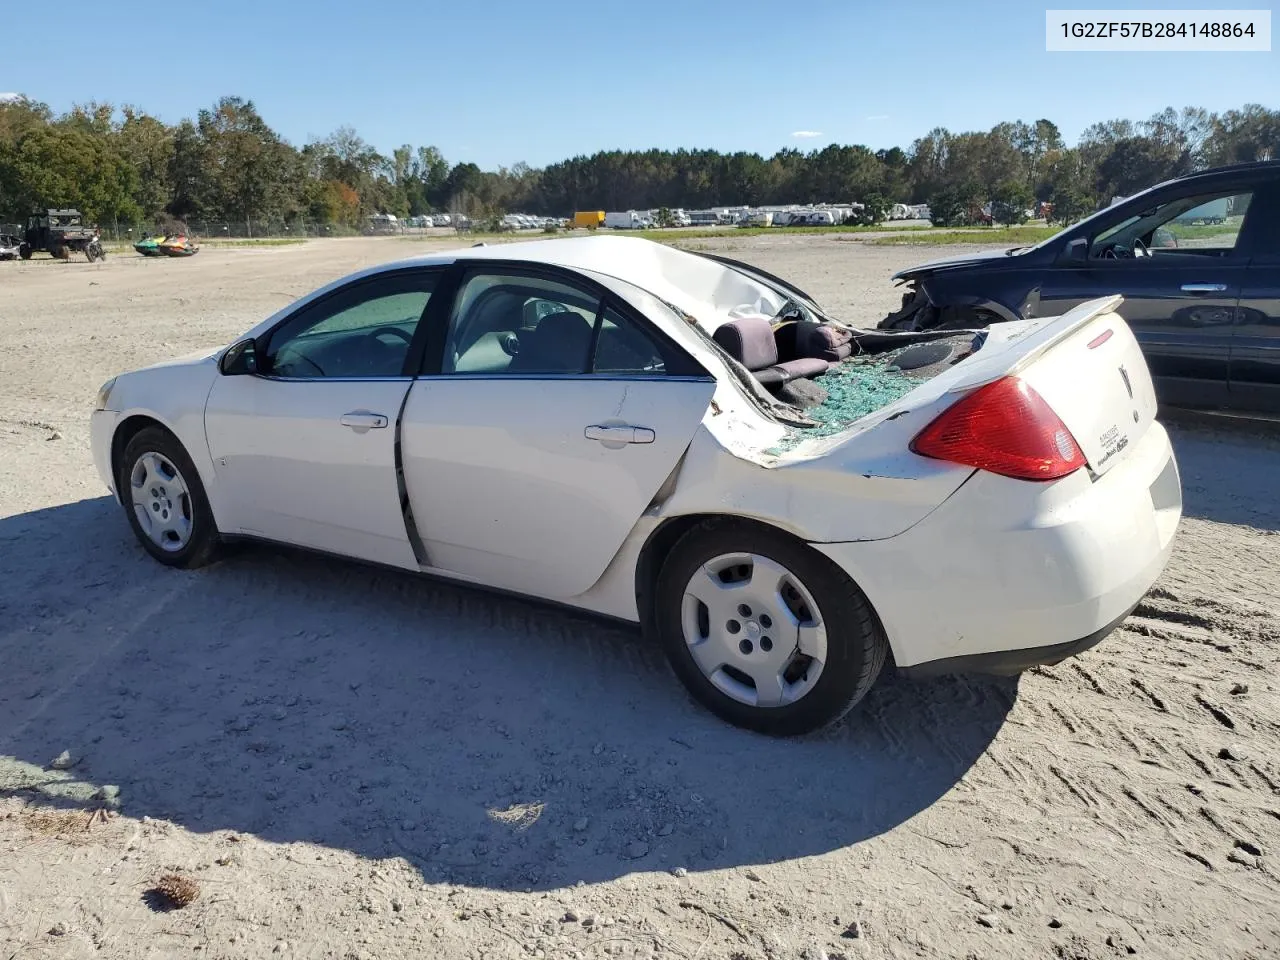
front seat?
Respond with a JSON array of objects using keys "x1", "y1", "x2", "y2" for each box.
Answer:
[
  {"x1": 508, "y1": 311, "x2": 594, "y2": 373},
  {"x1": 712, "y1": 316, "x2": 828, "y2": 387}
]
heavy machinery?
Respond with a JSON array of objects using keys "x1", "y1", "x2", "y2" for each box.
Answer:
[{"x1": 19, "y1": 209, "x2": 106, "y2": 261}]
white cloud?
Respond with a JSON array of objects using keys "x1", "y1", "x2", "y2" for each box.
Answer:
[
  {"x1": 0, "y1": 92, "x2": 21, "y2": 103},
  {"x1": 866, "y1": 114, "x2": 890, "y2": 121},
  {"x1": 791, "y1": 130, "x2": 822, "y2": 139}
]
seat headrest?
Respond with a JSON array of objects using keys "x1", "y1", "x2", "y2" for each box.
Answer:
[
  {"x1": 509, "y1": 311, "x2": 593, "y2": 373},
  {"x1": 712, "y1": 317, "x2": 778, "y2": 371}
]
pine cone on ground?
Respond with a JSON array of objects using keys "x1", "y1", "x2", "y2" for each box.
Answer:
[{"x1": 151, "y1": 873, "x2": 200, "y2": 909}]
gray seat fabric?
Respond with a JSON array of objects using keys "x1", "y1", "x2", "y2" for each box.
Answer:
[
  {"x1": 508, "y1": 311, "x2": 593, "y2": 373},
  {"x1": 774, "y1": 357, "x2": 829, "y2": 380},
  {"x1": 795, "y1": 320, "x2": 855, "y2": 362},
  {"x1": 713, "y1": 317, "x2": 829, "y2": 387},
  {"x1": 713, "y1": 316, "x2": 780, "y2": 371}
]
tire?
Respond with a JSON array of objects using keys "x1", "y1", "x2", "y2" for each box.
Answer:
[
  {"x1": 86, "y1": 244, "x2": 99, "y2": 263},
  {"x1": 654, "y1": 519, "x2": 888, "y2": 736},
  {"x1": 18, "y1": 243, "x2": 31, "y2": 260},
  {"x1": 116, "y1": 426, "x2": 222, "y2": 568}
]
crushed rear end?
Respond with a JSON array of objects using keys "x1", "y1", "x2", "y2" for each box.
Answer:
[{"x1": 805, "y1": 297, "x2": 1182, "y2": 674}]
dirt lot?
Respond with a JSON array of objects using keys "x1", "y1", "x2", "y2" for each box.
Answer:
[{"x1": 1, "y1": 235, "x2": 1278, "y2": 960}]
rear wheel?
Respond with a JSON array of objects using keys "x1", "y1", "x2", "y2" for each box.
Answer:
[
  {"x1": 654, "y1": 520, "x2": 888, "y2": 736},
  {"x1": 117, "y1": 427, "x2": 221, "y2": 568}
]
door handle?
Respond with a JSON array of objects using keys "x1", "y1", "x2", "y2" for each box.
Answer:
[
  {"x1": 339, "y1": 411, "x2": 388, "y2": 430},
  {"x1": 1180, "y1": 283, "x2": 1228, "y2": 294},
  {"x1": 584, "y1": 424, "x2": 656, "y2": 444}
]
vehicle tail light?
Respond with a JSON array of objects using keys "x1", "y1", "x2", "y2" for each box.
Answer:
[{"x1": 910, "y1": 376, "x2": 1086, "y2": 481}]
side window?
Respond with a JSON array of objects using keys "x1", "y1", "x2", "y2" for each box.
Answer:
[
  {"x1": 264, "y1": 273, "x2": 437, "y2": 379},
  {"x1": 445, "y1": 272, "x2": 598, "y2": 375},
  {"x1": 593, "y1": 305, "x2": 666, "y2": 375},
  {"x1": 1160, "y1": 192, "x2": 1251, "y2": 251},
  {"x1": 1091, "y1": 191, "x2": 1252, "y2": 259}
]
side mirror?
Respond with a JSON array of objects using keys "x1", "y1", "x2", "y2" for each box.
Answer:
[
  {"x1": 1064, "y1": 238, "x2": 1089, "y2": 263},
  {"x1": 219, "y1": 338, "x2": 259, "y2": 376}
]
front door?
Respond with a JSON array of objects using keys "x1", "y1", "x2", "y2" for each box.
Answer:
[
  {"x1": 204, "y1": 268, "x2": 443, "y2": 568},
  {"x1": 400, "y1": 266, "x2": 716, "y2": 598}
]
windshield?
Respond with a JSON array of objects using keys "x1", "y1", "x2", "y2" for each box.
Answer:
[{"x1": 1023, "y1": 177, "x2": 1177, "y2": 253}]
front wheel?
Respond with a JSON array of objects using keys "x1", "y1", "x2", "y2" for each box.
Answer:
[
  {"x1": 18, "y1": 243, "x2": 31, "y2": 260},
  {"x1": 654, "y1": 520, "x2": 888, "y2": 736},
  {"x1": 117, "y1": 427, "x2": 222, "y2": 568}
]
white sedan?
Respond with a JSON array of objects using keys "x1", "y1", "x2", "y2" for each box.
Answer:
[{"x1": 90, "y1": 236, "x2": 1182, "y2": 735}]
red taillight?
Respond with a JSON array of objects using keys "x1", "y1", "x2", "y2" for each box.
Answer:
[{"x1": 910, "y1": 377, "x2": 1086, "y2": 481}]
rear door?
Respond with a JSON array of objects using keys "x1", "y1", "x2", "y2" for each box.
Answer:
[
  {"x1": 1230, "y1": 181, "x2": 1280, "y2": 414},
  {"x1": 400, "y1": 263, "x2": 716, "y2": 598},
  {"x1": 1037, "y1": 185, "x2": 1260, "y2": 410}
]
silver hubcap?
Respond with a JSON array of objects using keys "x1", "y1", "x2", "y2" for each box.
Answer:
[
  {"x1": 129, "y1": 452, "x2": 193, "y2": 552},
  {"x1": 680, "y1": 552, "x2": 827, "y2": 708}
]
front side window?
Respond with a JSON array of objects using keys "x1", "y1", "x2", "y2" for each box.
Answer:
[
  {"x1": 1090, "y1": 191, "x2": 1253, "y2": 260},
  {"x1": 263, "y1": 272, "x2": 438, "y2": 378},
  {"x1": 443, "y1": 271, "x2": 671, "y2": 376}
]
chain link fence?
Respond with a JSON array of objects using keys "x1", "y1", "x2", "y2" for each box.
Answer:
[{"x1": 91, "y1": 219, "x2": 465, "y2": 242}]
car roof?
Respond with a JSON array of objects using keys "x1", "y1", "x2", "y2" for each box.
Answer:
[
  {"x1": 374, "y1": 235, "x2": 790, "y2": 334},
  {"x1": 1147, "y1": 159, "x2": 1279, "y2": 193}
]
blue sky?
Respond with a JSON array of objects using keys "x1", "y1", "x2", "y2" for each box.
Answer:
[{"x1": 3, "y1": 0, "x2": 1274, "y2": 168}]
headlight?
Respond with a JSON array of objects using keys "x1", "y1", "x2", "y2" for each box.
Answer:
[{"x1": 94, "y1": 377, "x2": 117, "y2": 411}]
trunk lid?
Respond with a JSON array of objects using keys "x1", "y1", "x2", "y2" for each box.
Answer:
[
  {"x1": 1010, "y1": 301, "x2": 1157, "y2": 476},
  {"x1": 932, "y1": 295, "x2": 1156, "y2": 476}
]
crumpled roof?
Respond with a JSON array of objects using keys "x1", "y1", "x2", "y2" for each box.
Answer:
[{"x1": 404, "y1": 236, "x2": 789, "y2": 337}]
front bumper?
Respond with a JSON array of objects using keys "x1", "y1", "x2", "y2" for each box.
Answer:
[
  {"x1": 815, "y1": 420, "x2": 1182, "y2": 674},
  {"x1": 90, "y1": 409, "x2": 120, "y2": 500}
]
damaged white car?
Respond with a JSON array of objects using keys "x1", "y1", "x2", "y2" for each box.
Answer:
[{"x1": 91, "y1": 236, "x2": 1182, "y2": 735}]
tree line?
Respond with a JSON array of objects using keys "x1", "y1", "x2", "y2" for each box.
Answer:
[{"x1": 0, "y1": 95, "x2": 1275, "y2": 230}]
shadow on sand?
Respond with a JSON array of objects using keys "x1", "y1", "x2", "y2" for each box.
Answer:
[{"x1": 0, "y1": 495, "x2": 1014, "y2": 890}]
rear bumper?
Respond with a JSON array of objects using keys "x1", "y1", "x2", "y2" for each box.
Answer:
[
  {"x1": 898, "y1": 600, "x2": 1141, "y2": 678},
  {"x1": 814, "y1": 420, "x2": 1182, "y2": 674}
]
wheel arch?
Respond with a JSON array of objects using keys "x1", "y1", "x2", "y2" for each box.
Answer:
[
  {"x1": 110, "y1": 414, "x2": 177, "y2": 484},
  {"x1": 633, "y1": 513, "x2": 892, "y2": 668},
  {"x1": 940, "y1": 293, "x2": 1024, "y2": 327}
]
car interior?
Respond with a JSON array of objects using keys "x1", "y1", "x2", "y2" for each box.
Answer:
[
  {"x1": 710, "y1": 315, "x2": 855, "y2": 389},
  {"x1": 446, "y1": 281, "x2": 669, "y2": 375},
  {"x1": 258, "y1": 273, "x2": 876, "y2": 393}
]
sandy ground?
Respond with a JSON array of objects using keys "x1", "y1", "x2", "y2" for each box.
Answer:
[{"x1": 1, "y1": 235, "x2": 1278, "y2": 960}]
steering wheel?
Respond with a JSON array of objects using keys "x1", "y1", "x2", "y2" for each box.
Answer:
[
  {"x1": 1102, "y1": 240, "x2": 1144, "y2": 260},
  {"x1": 368, "y1": 325, "x2": 414, "y2": 345},
  {"x1": 275, "y1": 349, "x2": 325, "y2": 377}
]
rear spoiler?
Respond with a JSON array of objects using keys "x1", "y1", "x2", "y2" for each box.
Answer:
[{"x1": 945, "y1": 296, "x2": 1125, "y2": 392}]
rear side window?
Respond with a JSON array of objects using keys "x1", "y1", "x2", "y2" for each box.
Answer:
[
  {"x1": 442, "y1": 268, "x2": 702, "y2": 378},
  {"x1": 593, "y1": 305, "x2": 666, "y2": 375}
]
